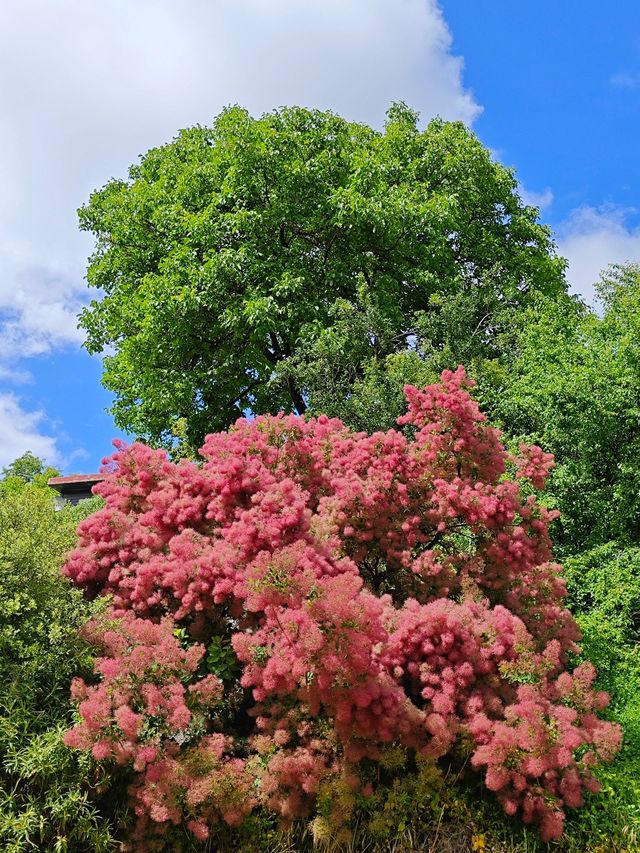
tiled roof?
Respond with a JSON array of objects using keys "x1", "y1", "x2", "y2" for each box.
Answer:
[{"x1": 48, "y1": 474, "x2": 106, "y2": 486}]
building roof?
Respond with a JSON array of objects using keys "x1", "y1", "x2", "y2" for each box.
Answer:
[{"x1": 48, "y1": 474, "x2": 106, "y2": 486}]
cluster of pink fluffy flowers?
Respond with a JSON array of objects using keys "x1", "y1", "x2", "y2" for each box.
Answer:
[
  {"x1": 63, "y1": 367, "x2": 621, "y2": 845},
  {"x1": 64, "y1": 613, "x2": 254, "y2": 850}
]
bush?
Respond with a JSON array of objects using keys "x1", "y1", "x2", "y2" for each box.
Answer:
[
  {"x1": 0, "y1": 484, "x2": 116, "y2": 852},
  {"x1": 63, "y1": 369, "x2": 620, "y2": 850},
  {"x1": 557, "y1": 543, "x2": 640, "y2": 849}
]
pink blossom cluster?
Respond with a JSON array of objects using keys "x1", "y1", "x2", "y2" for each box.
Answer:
[
  {"x1": 64, "y1": 613, "x2": 223, "y2": 769},
  {"x1": 248, "y1": 703, "x2": 343, "y2": 818},
  {"x1": 64, "y1": 613, "x2": 253, "y2": 849},
  {"x1": 127, "y1": 734, "x2": 255, "y2": 851},
  {"x1": 381, "y1": 598, "x2": 527, "y2": 757},
  {"x1": 514, "y1": 442, "x2": 555, "y2": 490},
  {"x1": 63, "y1": 367, "x2": 621, "y2": 843},
  {"x1": 470, "y1": 664, "x2": 621, "y2": 842}
]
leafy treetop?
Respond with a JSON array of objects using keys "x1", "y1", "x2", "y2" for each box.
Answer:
[
  {"x1": 1, "y1": 451, "x2": 58, "y2": 490},
  {"x1": 79, "y1": 103, "x2": 565, "y2": 448}
]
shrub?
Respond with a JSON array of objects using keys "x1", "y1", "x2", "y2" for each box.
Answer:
[
  {"x1": 63, "y1": 369, "x2": 620, "y2": 848},
  {"x1": 0, "y1": 484, "x2": 115, "y2": 852}
]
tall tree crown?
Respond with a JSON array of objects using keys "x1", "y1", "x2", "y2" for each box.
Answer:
[{"x1": 79, "y1": 103, "x2": 566, "y2": 447}]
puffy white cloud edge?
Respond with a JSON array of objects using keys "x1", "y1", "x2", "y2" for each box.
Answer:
[
  {"x1": 557, "y1": 206, "x2": 640, "y2": 306},
  {"x1": 0, "y1": 393, "x2": 61, "y2": 469},
  {"x1": 0, "y1": 0, "x2": 479, "y2": 359}
]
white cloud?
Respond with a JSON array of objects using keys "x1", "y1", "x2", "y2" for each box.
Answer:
[
  {"x1": 0, "y1": 393, "x2": 60, "y2": 468},
  {"x1": 0, "y1": 365, "x2": 32, "y2": 385},
  {"x1": 610, "y1": 71, "x2": 638, "y2": 90},
  {"x1": 0, "y1": 267, "x2": 85, "y2": 360},
  {"x1": 519, "y1": 185, "x2": 554, "y2": 213},
  {"x1": 557, "y1": 206, "x2": 640, "y2": 305},
  {"x1": 0, "y1": 0, "x2": 479, "y2": 358}
]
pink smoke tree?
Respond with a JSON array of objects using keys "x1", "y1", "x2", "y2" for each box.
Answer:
[{"x1": 63, "y1": 368, "x2": 621, "y2": 847}]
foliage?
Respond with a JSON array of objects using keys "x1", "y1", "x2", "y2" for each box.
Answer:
[
  {"x1": 279, "y1": 294, "x2": 439, "y2": 435},
  {"x1": 487, "y1": 264, "x2": 640, "y2": 553},
  {"x1": 0, "y1": 480, "x2": 115, "y2": 852},
  {"x1": 464, "y1": 264, "x2": 640, "y2": 850},
  {"x1": 565, "y1": 545, "x2": 640, "y2": 761},
  {"x1": 62, "y1": 370, "x2": 619, "y2": 849},
  {"x1": 1, "y1": 450, "x2": 59, "y2": 491},
  {"x1": 547, "y1": 543, "x2": 640, "y2": 851},
  {"x1": 79, "y1": 102, "x2": 565, "y2": 448},
  {"x1": 478, "y1": 268, "x2": 640, "y2": 848}
]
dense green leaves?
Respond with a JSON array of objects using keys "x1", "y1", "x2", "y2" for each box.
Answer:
[
  {"x1": 464, "y1": 265, "x2": 640, "y2": 846},
  {"x1": 489, "y1": 264, "x2": 640, "y2": 553},
  {"x1": 0, "y1": 477, "x2": 114, "y2": 852},
  {"x1": 1, "y1": 451, "x2": 59, "y2": 491},
  {"x1": 560, "y1": 543, "x2": 640, "y2": 847},
  {"x1": 565, "y1": 542, "x2": 640, "y2": 729},
  {"x1": 80, "y1": 102, "x2": 565, "y2": 447}
]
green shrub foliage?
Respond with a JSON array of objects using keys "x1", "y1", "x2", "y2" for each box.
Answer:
[{"x1": 0, "y1": 479, "x2": 114, "y2": 852}]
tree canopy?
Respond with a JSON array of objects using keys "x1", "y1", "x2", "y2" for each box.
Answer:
[
  {"x1": 490, "y1": 263, "x2": 640, "y2": 553},
  {"x1": 79, "y1": 103, "x2": 566, "y2": 448},
  {"x1": 1, "y1": 451, "x2": 58, "y2": 489}
]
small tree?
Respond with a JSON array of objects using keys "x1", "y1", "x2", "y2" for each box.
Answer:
[
  {"x1": 491, "y1": 263, "x2": 640, "y2": 553},
  {"x1": 63, "y1": 370, "x2": 619, "y2": 848},
  {"x1": 1, "y1": 451, "x2": 58, "y2": 490}
]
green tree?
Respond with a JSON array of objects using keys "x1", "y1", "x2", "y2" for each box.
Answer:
[
  {"x1": 474, "y1": 263, "x2": 640, "y2": 849},
  {"x1": 0, "y1": 477, "x2": 114, "y2": 852},
  {"x1": 1, "y1": 451, "x2": 58, "y2": 490},
  {"x1": 79, "y1": 103, "x2": 565, "y2": 448},
  {"x1": 489, "y1": 263, "x2": 640, "y2": 553}
]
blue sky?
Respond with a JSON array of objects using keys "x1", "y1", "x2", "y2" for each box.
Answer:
[
  {"x1": 1, "y1": 0, "x2": 639, "y2": 473},
  {"x1": 444, "y1": 1, "x2": 640, "y2": 222}
]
